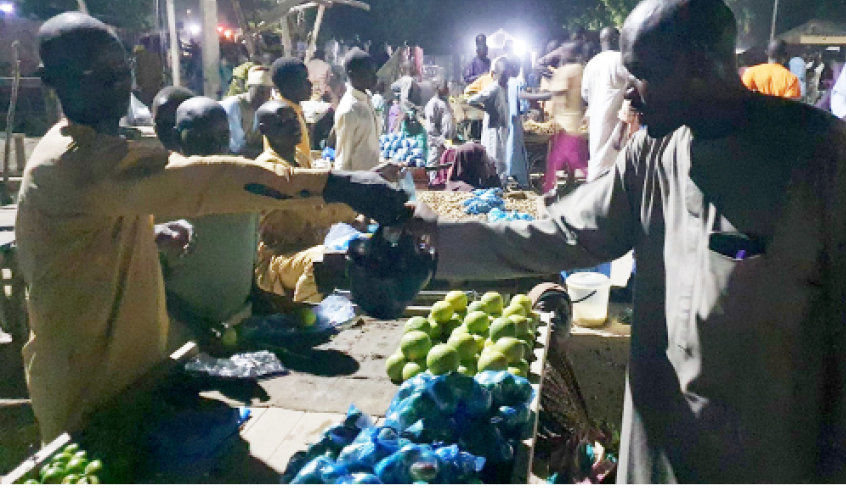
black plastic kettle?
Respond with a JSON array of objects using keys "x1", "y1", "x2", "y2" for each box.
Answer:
[{"x1": 346, "y1": 225, "x2": 437, "y2": 319}]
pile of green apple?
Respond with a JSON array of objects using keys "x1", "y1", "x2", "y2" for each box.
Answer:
[{"x1": 386, "y1": 291, "x2": 539, "y2": 383}]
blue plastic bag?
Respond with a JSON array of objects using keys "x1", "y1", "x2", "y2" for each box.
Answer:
[
  {"x1": 385, "y1": 390, "x2": 439, "y2": 431},
  {"x1": 491, "y1": 403, "x2": 532, "y2": 439},
  {"x1": 335, "y1": 473, "x2": 382, "y2": 484},
  {"x1": 433, "y1": 444, "x2": 486, "y2": 484},
  {"x1": 337, "y1": 426, "x2": 407, "y2": 469},
  {"x1": 374, "y1": 443, "x2": 433, "y2": 484},
  {"x1": 388, "y1": 373, "x2": 435, "y2": 413},
  {"x1": 290, "y1": 456, "x2": 336, "y2": 484},
  {"x1": 474, "y1": 371, "x2": 534, "y2": 408}
]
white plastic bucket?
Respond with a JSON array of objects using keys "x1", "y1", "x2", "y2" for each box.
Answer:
[{"x1": 565, "y1": 272, "x2": 612, "y2": 327}]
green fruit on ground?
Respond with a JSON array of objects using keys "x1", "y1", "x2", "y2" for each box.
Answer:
[
  {"x1": 443, "y1": 316, "x2": 463, "y2": 336},
  {"x1": 484, "y1": 338, "x2": 495, "y2": 349},
  {"x1": 466, "y1": 301, "x2": 486, "y2": 315},
  {"x1": 427, "y1": 319, "x2": 444, "y2": 341},
  {"x1": 509, "y1": 315, "x2": 530, "y2": 338},
  {"x1": 512, "y1": 358, "x2": 530, "y2": 374},
  {"x1": 510, "y1": 294, "x2": 534, "y2": 315},
  {"x1": 489, "y1": 316, "x2": 517, "y2": 342},
  {"x1": 445, "y1": 291, "x2": 469, "y2": 312},
  {"x1": 464, "y1": 311, "x2": 491, "y2": 334},
  {"x1": 41, "y1": 468, "x2": 65, "y2": 484},
  {"x1": 63, "y1": 444, "x2": 80, "y2": 454},
  {"x1": 508, "y1": 366, "x2": 528, "y2": 378},
  {"x1": 457, "y1": 364, "x2": 477, "y2": 376},
  {"x1": 447, "y1": 332, "x2": 479, "y2": 362},
  {"x1": 62, "y1": 474, "x2": 81, "y2": 484},
  {"x1": 402, "y1": 362, "x2": 425, "y2": 381},
  {"x1": 401, "y1": 331, "x2": 432, "y2": 361},
  {"x1": 426, "y1": 344, "x2": 460, "y2": 375},
  {"x1": 492, "y1": 337, "x2": 526, "y2": 364},
  {"x1": 404, "y1": 316, "x2": 431, "y2": 334},
  {"x1": 430, "y1": 301, "x2": 455, "y2": 323},
  {"x1": 23, "y1": 479, "x2": 39, "y2": 484},
  {"x1": 478, "y1": 350, "x2": 509, "y2": 372},
  {"x1": 65, "y1": 457, "x2": 89, "y2": 475},
  {"x1": 72, "y1": 451, "x2": 88, "y2": 461},
  {"x1": 385, "y1": 352, "x2": 407, "y2": 381},
  {"x1": 502, "y1": 303, "x2": 528, "y2": 320},
  {"x1": 77, "y1": 475, "x2": 100, "y2": 484},
  {"x1": 472, "y1": 334, "x2": 486, "y2": 352},
  {"x1": 297, "y1": 308, "x2": 318, "y2": 327},
  {"x1": 481, "y1": 292, "x2": 504, "y2": 315},
  {"x1": 83, "y1": 460, "x2": 103, "y2": 477}
]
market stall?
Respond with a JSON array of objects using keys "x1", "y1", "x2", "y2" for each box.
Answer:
[{"x1": 4, "y1": 285, "x2": 580, "y2": 484}]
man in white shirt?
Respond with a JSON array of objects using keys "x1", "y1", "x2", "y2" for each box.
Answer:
[
  {"x1": 335, "y1": 48, "x2": 381, "y2": 171},
  {"x1": 581, "y1": 27, "x2": 631, "y2": 181},
  {"x1": 424, "y1": 78, "x2": 455, "y2": 179},
  {"x1": 220, "y1": 66, "x2": 273, "y2": 158}
]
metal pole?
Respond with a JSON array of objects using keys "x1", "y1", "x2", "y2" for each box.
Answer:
[
  {"x1": 2, "y1": 42, "x2": 21, "y2": 205},
  {"x1": 230, "y1": 0, "x2": 257, "y2": 58},
  {"x1": 166, "y1": 0, "x2": 181, "y2": 87},
  {"x1": 770, "y1": 0, "x2": 780, "y2": 42},
  {"x1": 200, "y1": 0, "x2": 221, "y2": 97},
  {"x1": 305, "y1": 4, "x2": 326, "y2": 63}
]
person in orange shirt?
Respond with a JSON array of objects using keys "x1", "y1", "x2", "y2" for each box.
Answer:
[{"x1": 742, "y1": 39, "x2": 801, "y2": 99}]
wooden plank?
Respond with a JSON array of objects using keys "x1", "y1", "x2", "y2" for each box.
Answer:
[
  {"x1": 265, "y1": 411, "x2": 343, "y2": 473},
  {"x1": 240, "y1": 408, "x2": 305, "y2": 462},
  {"x1": 239, "y1": 406, "x2": 269, "y2": 434},
  {"x1": 1, "y1": 433, "x2": 71, "y2": 484},
  {"x1": 511, "y1": 311, "x2": 552, "y2": 484}
]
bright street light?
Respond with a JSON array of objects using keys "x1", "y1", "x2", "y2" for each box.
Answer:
[
  {"x1": 187, "y1": 23, "x2": 201, "y2": 36},
  {"x1": 0, "y1": 2, "x2": 15, "y2": 15}
]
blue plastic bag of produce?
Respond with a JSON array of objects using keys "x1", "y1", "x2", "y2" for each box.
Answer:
[
  {"x1": 474, "y1": 371, "x2": 534, "y2": 408},
  {"x1": 279, "y1": 451, "x2": 310, "y2": 483},
  {"x1": 400, "y1": 416, "x2": 458, "y2": 445},
  {"x1": 491, "y1": 403, "x2": 532, "y2": 438},
  {"x1": 425, "y1": 376, "x2": 459, "y2": 415},
  {"x1": 387, "y1": 373, "x2": 435, "y2": 414},
  {"x1": 385, "y1": 391, "x2": 439, "y2": 430},
  {"x1": 438, "y1": 372, "x2": 492, "y2": 420},
  {"x1": 374, "y1": 443, "x2": 433, "y2": 484},
  {"x1": 433, "y1": 444, "x2": 486, "y2": 484},
  {"x1": 337, "y1": 426, "x2": 407, "y2": 469},
  {"x1": 290, "y1": 456, "x2": 336, "y2": 484},
  {"x1": 335, "y1": 473, "x2": 382, "y2": 484},
  {"x1": 322, "y1": 147, "x2": 336, "y2": 161},
  {"x1": 457, "y1": 419, "x2": 514, "y2": 464}
]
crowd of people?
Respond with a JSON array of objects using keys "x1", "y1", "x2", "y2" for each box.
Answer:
[{"x1": 15, "y1": 0, "x2": 846, "y2": 484}]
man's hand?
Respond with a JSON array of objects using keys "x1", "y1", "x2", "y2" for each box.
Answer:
[
  {"x1": 155, "y1": 220, "x2": 195, "y2": 259},
  {"x1": 323, "y1": 170, "x2": 410, "y2": 225},
  {"x1": 370, "y1": 162, "x2": 403, "y2": 183},
  {"x1": 403, "y1": 201, "x2": 439, "y2": 249}
]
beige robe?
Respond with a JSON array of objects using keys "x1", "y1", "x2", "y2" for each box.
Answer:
[
  {"x1": 253, "y1": 148, "x2": 356, "y2": 302},
  {"x1": 16, "y1": 121, "x2": 328, "y2": 442},
  {"x1": 434, "y1": 93, "x2": 846, "y2": 483}
]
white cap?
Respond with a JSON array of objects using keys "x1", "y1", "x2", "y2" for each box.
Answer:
[{"x1": 247, "y1": 66, "x2": 272, "y2": 87}]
